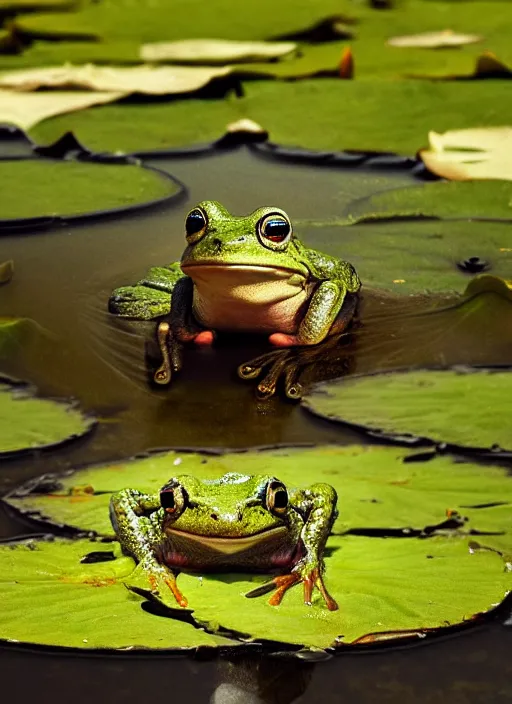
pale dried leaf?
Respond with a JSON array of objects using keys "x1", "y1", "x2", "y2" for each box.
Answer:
[
  {"x1": 0, "y1": 88, "x2": 125, "y2": 130},
  {"x1": 387, "y1": 30, "x2": 481, "y2": 49},
  {"x1": 0, "y1": 64, "x2": 233, "y2": 95},
  {"x1": 226, "y1": 118, "x2": 266, "y2": 134},
  {"x1": 420, "y1": 127, "x2": 512, "y2": 181},
  {"x1": 140, "y1": 38, "x2": 296, "y2": 64}
]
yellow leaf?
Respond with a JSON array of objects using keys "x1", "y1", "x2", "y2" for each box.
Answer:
[
  {"x1": 0, "y1": 88, "x2": 125, "y2": 130},
  {"x1": 0, "y1": 63, "x2": 233, "y2": 95},
  {"x1": 387, "y1": 30, "x2": 481, "y2": 49},
  {"x1": 419, "y1": 127, "x2": 512, "y2": 181},
  {"x1": 140, "y1": 39, "x2": 296, "y2": 65}
]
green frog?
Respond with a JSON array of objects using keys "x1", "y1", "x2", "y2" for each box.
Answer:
[
  {"x1": 110, "y1": 472, "x2": 338, "y2": 610},
  {"x1": 109, "y1": 201, "x2": 360, "y2": 385}
]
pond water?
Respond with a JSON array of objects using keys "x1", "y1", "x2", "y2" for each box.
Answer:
[{"x1": 0, "y1": 143, "x2": 511, "y2": 703}]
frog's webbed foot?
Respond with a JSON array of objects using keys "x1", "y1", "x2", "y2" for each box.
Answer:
[
  {"x1": 128, "y1": 559, "x2": 188, "y2": 609},
  {"x1": 153, "y1": 318, "x2": 214, "y2": 386},
  {"x1": 245, "y1": 565, "x2": 338, "y2": 611},
  {"x1": 238, "y1": 348, "x2": 303, "y2": 400},
  {"x1": 109, "y1": 285, "x2": 171, "y2": 320}
]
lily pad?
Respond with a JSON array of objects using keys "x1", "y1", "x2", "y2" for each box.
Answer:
[
  {"x1": 0, "y1": 160, "x2": 179, "y2": 221},
  {"x1": 0, "y1": 379, "x2": 94, "y2": 456},
  {"x1": 302, "y1": 369, "x2": 512, "y2": 452},
  {"x1": 0, "y1": 538, "x2": 232, "y2": 650},
  {"x1": 346, "y1": 180, "x2": 512, "y2": 222},
  {"x1": 2, "y1": 445, "x2": 512, "y2": 650},
  {"x1": 301, "y1": 218, "x2": 511, "y2": 295},
  {"x1": 5, "y1": 446, "x2": 512, "y2": 537},
  {"x1": 419, "y1": 127, "x2": 512, "y2": 182},
  {"x1": 0, "y1": 260, "x2": 13, "y2": 284},
  {"x1": 27, "y1": 78, "x2": 512, "y2": 156}
]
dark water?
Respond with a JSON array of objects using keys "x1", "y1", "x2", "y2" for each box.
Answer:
[{"x1": 1, "y1": 145, "x2": 511, "y2": 703}]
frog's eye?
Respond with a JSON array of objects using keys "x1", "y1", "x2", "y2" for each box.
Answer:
[
  {"x1": 266, "y1": 480, "x2": 289, "y2": 515},
  {"x1": 160, "y1": 482, "x2": 187, "y2": 516},
  {"x1": 185, "y1": 207, "x2": 207, "y2": 244},
  {"x1": 257, "y1": 213, "x2": 292, "y2": 250}
]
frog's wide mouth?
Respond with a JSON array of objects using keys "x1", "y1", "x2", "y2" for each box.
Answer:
[
  {"x1": 166, "y1": 525, "x2": 288, "y2": 554},
  {"x1": 181, "y1": 262, "x2": 305, "y2": 278}
]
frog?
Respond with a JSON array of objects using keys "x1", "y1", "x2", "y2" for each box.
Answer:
[
  {"x1": 108, "y1": 201, "x2": 360, "y2": 387},
  {"x1": 110, "y1": 472, "x2": 339, "y2": 611}
]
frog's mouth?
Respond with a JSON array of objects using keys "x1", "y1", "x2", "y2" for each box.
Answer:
[
  {"x1": 166, "y1": 525, "x2": 288, "y2": 555},
  {"x1": 181, "y1": 262, "x2": 306, "y2": 281}
]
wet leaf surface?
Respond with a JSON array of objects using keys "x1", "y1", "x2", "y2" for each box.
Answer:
[
  {"x1": 0, "y1": 379, "x2": 94, "y2": 455},
  {"x1": 0, "y1": 160, "x2": 179, "y2": 220},
  {"x1": 303, "y1": 369, "x2": 512, "y2": 451}
]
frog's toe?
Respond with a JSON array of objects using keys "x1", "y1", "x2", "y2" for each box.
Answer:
[
  {"x1": 194, "y1": 330, "x2": 215, "y2": 346},
  {"x1": 303, "y1": 567, "x2": 338, "y2": 611},
  {"x1": 269, "y1": 332, "x2": 300, "y2": 348}
]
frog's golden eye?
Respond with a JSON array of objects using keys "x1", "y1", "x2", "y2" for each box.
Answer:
[
  {"x1": 257, "y1": 213, "x2": 292, "y2": 250},
  {"x1": 266, "y1": 480, "x2": 289, "y2": 515},
  {"x1": 185, "y1": 207, "x2": 207, "y2": 244},
  {"x1": 160, "y1": 482, "x2": 187, "y2": 516}
]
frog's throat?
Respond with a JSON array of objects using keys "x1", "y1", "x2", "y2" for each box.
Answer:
[{"x1": 165, "y1": 525, "x2": 288, "y2": 555}]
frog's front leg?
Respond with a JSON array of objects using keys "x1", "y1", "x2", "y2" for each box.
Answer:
[
  {"x1": 270, "y1": 280, "x2": 348, "y2": 348},
  {"x1": 153, "y1": 277, "x2": 214, "y2": 385},
  {"x1": 247, "y1": 483, "x2": 338, "y2": 610},
  {"x1": 109, "y1": 264, "x2": 183, "y2": 320},
  {"x1": 109, "y1": 489, "x2": 188, "y2": 608}
]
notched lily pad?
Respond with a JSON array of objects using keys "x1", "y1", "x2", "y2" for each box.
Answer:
[
  {"x1": 3, "y1": 446, "x2": 511, "y2": 650},
  {"x1": 302, "y1": 369, "x2": 512, "y2": 453},
  {"x1": 0, "y1": 378, "x2": 94, "y2": 456}
]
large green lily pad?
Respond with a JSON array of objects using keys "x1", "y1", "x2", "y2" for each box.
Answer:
[
  {"x1": 0, "y1": 538, "x2": 233, "y2": 650},
  {"x1": 28, "y1": 79, "x2": 512, "y2": 155},
  {"x1": 0, "y1": 379, "x2": 94, "y2": 455},
  {"x1": 0, "y1": 535, "x2": 508, "y2": 651},
  {"x1": 0, "y1": 160, "x2": 179, "y2": 220},
  {"x1": 300, "y1": 218, "x2": 511, "y2": 294},
  {"x1": 346, "y1": 180, "x2": 512, "y2": 222},
  {"x1": 5, "y1": 445, "x2": 512, "y2": 537},
  {"x1": 2, "y1": 445, "x2": 512, "y2": 650},
  {"x1": 302, "y1": 369, "x2": 512, "y2": 452}
]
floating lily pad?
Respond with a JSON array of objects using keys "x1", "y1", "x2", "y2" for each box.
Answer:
[
  {"x1": 27, "y1": 78, "x2": 512, "y2": 156},
  {"x1": 0, "y1": 160, "x2": 179, "y2": 221},
  {"x1": 5, "y1": 446, "x2": 512, "y2": 538},
  {"x1": 0, "y1": 379, "x2": 94, "y2": 456},
  {"x1": 2, "y1": 445, "x2": 511, "y2": 650},
  {"x1": 346, "y1": 180, "x2": 512, "y2": 222},
  {"x1": 0, "y1": 260, "x2": 13, "y2": 284},
  {"x1": 302, "y1": 369, "x2": 512, "y2": 452},
  {"x1": 300, "y1": 218, "x2": 512, "y2": 294},
  {"x1": 0, "y1": 538, "x2": 233, "y2": 650}
]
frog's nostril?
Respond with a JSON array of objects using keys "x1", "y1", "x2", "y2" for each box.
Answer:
[
  {"x1": 210, "y1": 513, "x2": 218, "y2": 521},
  {"x1": 212, "y1": 237, "x2": 223, "y2": 251}
]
